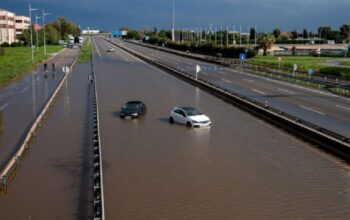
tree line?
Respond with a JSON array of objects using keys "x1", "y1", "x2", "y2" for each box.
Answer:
[{"x1": 0, "y1": 16, "x2": 80, "y2": 47}]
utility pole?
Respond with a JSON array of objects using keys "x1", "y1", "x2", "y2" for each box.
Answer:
[
  {"x1": 172, "y1": 0, "x2": 175, "y2": 41},
  {"x1": 29, "y1": 3, "x2": 39, "y2": 63},
  {"x1": 35, "y1": 15, "x2": 41, "y2": 51},
  {"x1": 42, "y1": 9, "x2": 50, "y2": 56}
]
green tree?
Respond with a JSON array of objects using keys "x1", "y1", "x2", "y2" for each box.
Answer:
[
  {"x1": 303, "y1": 29, "x2": 308, "y2": 39},
  {"x1": 127, "y1": 30, "x2": 141, "y2": 40},
  {"x1": 291, "y1": 30, "x2": 298, "y2": 39},
  {"x1": 340, "y1": 24, "x2": 350, "y2": 42},
  {"x1": 273, "y1": 28, "x2": 281, "y2": 39},
  {"x1": 258, "y1": 33, "x2": 275, "y2": 56},
  {"x1": 51, "y1": 16, "x2": 80, "y2": 41},
  {"x1": 318, "y1": 26, "x2": 332, "y2": 39},
  {"x1": 250, "y1": 28, "x2": 256, "y2": 40}
]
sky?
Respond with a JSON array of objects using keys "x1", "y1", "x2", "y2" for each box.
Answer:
[{"x1": 1, "y1": 0, "x2": 349, "y2": 32}]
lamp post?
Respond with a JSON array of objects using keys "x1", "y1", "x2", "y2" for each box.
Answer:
[
  {"x1": 172, "y1": 0, "x2": 175, "y2": 41},
  {"x1": 29, "y1": 3, "x2": 39, "y2": 62},
  {"x1": 42, "y1": 9, "x2": 50, "y2": 56},
  {"x1": 35, "y1": 15, "x2": 41, "y2": 51}
]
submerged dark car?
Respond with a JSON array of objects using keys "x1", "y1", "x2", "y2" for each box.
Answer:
[{"x1": 120, "y1": 101, "x2": 147, "y2": 119}]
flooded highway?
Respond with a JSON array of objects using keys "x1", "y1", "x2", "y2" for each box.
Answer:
[
  {"x1": 93, "y1": 38, "x2": 350, "y2": 219},
  {"x1": 0, "y1": 62, "x2": 93, "y2": 219},
  {"x1": 0, "y1": 48, "x2": 79, "y2": 171}
]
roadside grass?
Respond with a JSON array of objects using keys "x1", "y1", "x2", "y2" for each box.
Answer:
[
  {"x1": 78, "y1": 40, "x2": 92, "y2": 63},
  {"x1": 247, "y1": 55, "x2": 335, "y2": 72},
  {"x1": 0, "y1": 46, "x2": 62, "y2": 87},
  {"x1": 340, "y1": 61, "x2": 350, "y2": 66}
]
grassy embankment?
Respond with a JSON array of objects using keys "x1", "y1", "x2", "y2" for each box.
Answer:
[
  {"x1": 247, "y1": 56, "x2": 331, "y2": 72},
  {"x1": 78, "y1": 39, "x2": 92, "y2": 63},
  {"x1": 0, "y1": 46, "x2": 62, "y2": 87},
  {"x1": 340, "y1": 61, "x2": 350, "y2": 66}
]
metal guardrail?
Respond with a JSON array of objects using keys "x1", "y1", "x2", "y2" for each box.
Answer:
[
  {"x1": 107, "y1": 39, "x2": 350, "y2": 162},
  {"x1": 0, "y1": 51, "x2": 80, "y2": 191},
  {"x1": 125, "y1": 40, "x2": 350, "y2": 89},
  {"x1": 91, "y1": 42, "x2": 106, "y2": 220}
]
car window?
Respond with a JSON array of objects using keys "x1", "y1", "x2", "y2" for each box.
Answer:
[
  {"x1": 125, "y1": 103, "x2": 140, "y2": 110},
  {"x1": 174, "y1": 109, "x2": 186, "y2": 117}
]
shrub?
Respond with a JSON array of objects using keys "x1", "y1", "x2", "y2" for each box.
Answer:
[
  {"x1": 318, "y1": 67, "x2": 350, "y2": 77},
  {"x1": 1, "y1": 42, "x2": 10, "y2": 47}
]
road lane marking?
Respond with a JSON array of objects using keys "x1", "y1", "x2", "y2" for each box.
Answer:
[
  {"x1": 300, "y1": 105, "x2": 325, "y2": 115},
  {"x1": 243, "y1": 78, "x2": 254, "y2": 83},
  {"x1": 222, "y1": 79, "x2": 231, "y2": 83},
  {"x1": 278, "y1": 88, "x2": 295, "y2": 95},
  {"x1": 252, "y1": 89, "x2": 266, "y2": 95},
  {"x1": 20, "y1": 87, "x2": 28, "y2": 94},
  {"x1": 218, "y1": 71, "x2": 227, "y2": 75},
  {"x1": 336, "y1": 105, "x2": 350, "y2": 111},
  {"x1": 93, "y1": 40, "x2": 101, "y2": 58},
  {"x1": 0, "y1": 103, "x2": 8, "y2": 111}
]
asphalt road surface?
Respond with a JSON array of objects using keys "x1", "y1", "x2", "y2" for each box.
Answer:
[
  {"x1": 113, "y1": 39, "x2": 350, "y2": 139},
  {"x1": 0, "y1": 48, "x2": 80, "y2": 171},
  {"x1": 94, "y1": 37, "x2": 350, "y2": 219}
]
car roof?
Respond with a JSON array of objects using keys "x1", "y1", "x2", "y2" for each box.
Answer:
[
  {"x1": 179, "y1": 107, "x2": 197, "y2": 111},
  {"x1": 126, "y1": 101, "x2": 144, "y2": 104}
]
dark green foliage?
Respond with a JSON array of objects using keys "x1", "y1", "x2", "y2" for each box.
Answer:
[
  {"x1": 1, "y1": 42, "x2": 10, "y2": 47},
  {"x1": 319, "y1": 67, "x2": 350, "y2": 77},
  {"x1": 165, "y1": 42, "x2": 256, "y2": 58}
]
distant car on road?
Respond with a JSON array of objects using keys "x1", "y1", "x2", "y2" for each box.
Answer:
[
  {"x1": 107, "y1": 48, "x2": 115, "y2": 52},
  {"x1": 169, "y1": 107, "x2": 211, "y2": 128},
  {"x1": 120, "y1": 101, "x2": 147, "y2": 119}
]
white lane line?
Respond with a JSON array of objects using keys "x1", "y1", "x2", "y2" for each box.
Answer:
[
  {"x1": 0, "y1": 103, "x2": 8, "y2": 111},
  {"x1": 278, "y1": 88, "x2": 295, "y2": 95},
  {"x1": 20, "y1": 87, "x2": 28, "y2": 94},
  {"x1": 300, "y1": 105, "x2": 325, "y2": 115},
  {"x1": 336, "y1": 105, "x2": 350, "y2": 111},
  {"x1": 243, "y1": 78, "x2": 254, "y2": 83},
  {"x1": 35, "y1": 77, "x2": 40, "y2": 81},
  {"x1": 222, "y1": 79, "x2": 231, "y2": 83},
  {"x1": 252, "y1": 89, "x2": 266, "y2": 95},
  {"x1": 93, "y1": 40, "x2": 101, "y2": 58}
]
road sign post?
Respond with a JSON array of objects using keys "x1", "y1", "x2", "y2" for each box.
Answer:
[
  {"x1": 195, "y1": 65, "x2": 201, "y2": 80},
  {"x1": 62, "y1": 66, "x2": 69, "y2": 74},
  {"x1": 278, "y1": 57, "x2": 282, "y2": 68},
  {"x1": 293, "y1": 64, "x2": 298, "y2": 77},
  {"x1": 240, "y1": 53, "x2": 246, "y2": 70},
  {"x1": 307, "y1": 69, "x2": 313, "y2": 80}
]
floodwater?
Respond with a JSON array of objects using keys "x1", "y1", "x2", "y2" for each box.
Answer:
[
  {"x1": 0, "y1": 49, "x2": 80, "y2": 171},
  {"x1": 93, "y1": 38, "x2": 350, "y2": 220},
  {"x1": 0, "y1": 63, "x2": 93, "y2": 219}
]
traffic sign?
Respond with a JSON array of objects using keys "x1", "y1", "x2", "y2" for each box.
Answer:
[
  {"x1": 62, "y1": 66, "x2": 70, "y2": 74},
  {"x1": 307, "y1": 69, "x2": 313, "y2": 76},
  {"x1": 239, "y1": 53, "x2": 246, "y2": 61},
  {"x1": 293, "y1": 64, "x2": 298, "y2": 71},
  {"x1": 195, "y1": 65, "x2": 201, "y2": 80}
]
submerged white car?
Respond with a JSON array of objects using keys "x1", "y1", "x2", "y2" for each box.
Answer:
[{"x1": 169, "y1": 107, "x2": 211, "y2": 128}]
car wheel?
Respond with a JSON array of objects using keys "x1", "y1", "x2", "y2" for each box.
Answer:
[
  {"x1": 169, "y1": 117, "x2": 174, "y2": 124},
  {"x1": 186, "y1": 122, "x2": 192, "y2": 128}
]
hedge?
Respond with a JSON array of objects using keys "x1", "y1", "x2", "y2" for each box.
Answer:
[{"x1": 318, "y1": 67, "x2": 350, "y2": 77}]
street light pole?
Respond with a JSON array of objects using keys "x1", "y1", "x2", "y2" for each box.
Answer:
[
  {"x1": 172, "y1": 0, "x2": 175, "y2": 41},
  {"x1": 42, "y1": 9, "x2": 50, "y2": 56},
  {"x1": 35, "y1": 15, "x2": 41, "y2": 51},
  {"x1": 29, "y1": 3, "x2": 39, "y2": 63}
]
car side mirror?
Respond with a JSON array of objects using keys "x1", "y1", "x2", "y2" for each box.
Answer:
[{"x1": 121, "y1": 106, "x2": 125, "y2": 110}]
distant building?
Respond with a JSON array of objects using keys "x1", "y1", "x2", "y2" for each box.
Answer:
[
  {"x1": 0, "y1": 9, "x2": 16, "y2": 44},
  {"x1": 81, "y1": 29, "x2": 100, "y2": 34},
  {"x1": 15, "y1": 15, "x2": 30, "y2": 37},
  {"x1": 1, "y1": 9, "x2": 31, "y2": 44}
]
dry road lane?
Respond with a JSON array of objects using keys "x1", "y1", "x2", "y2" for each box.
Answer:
[{"x1": 93, "y1": 37, "x2": 350, "y2": 220}]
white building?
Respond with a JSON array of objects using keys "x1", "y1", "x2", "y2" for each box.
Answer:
[
  {"x1": 0, "y1": 9, "x2": 16, "y2": 44},
  {"x1": 15, "y1": 15, "x2": 30, "y2": 37}
]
